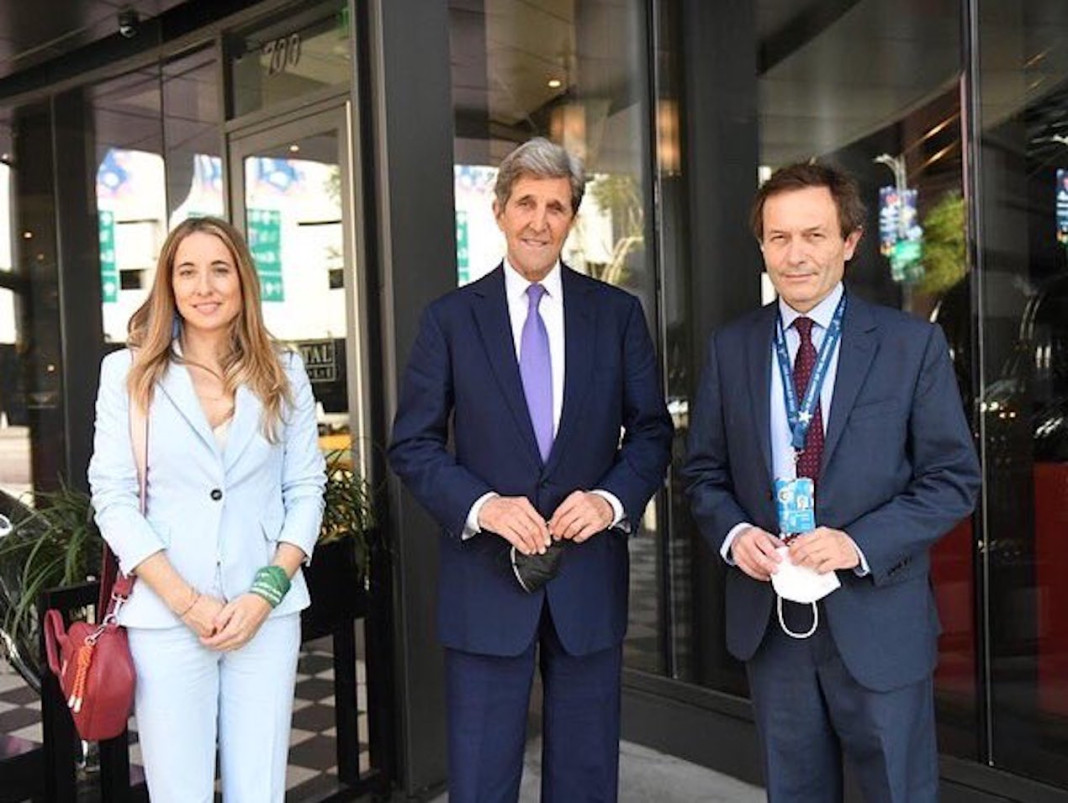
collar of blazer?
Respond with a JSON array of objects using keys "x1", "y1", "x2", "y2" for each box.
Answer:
[
  {"x1": 470, "y1": 263, "x2": 598, "y2": 472},
  {"x1": 747, "y1": 289, "x2": 880, "y2": 482},
  {"x1": 155, "y1": 345, "x2": 264, "y2": 469}
]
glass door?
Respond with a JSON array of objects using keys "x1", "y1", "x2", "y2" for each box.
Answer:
[
  {"x1": 227, "y1": 103, "x2": 369, "y2": 472},
  {"x1": 228, "y1": 103, "x2": 385, "y2": 797}
]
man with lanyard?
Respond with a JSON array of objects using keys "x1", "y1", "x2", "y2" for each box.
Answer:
[{"x1": 683, "y1": 162, "x2": 979, "y2": 802}]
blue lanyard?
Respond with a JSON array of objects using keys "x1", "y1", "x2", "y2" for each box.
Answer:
[{"x1": 773, "y1": 295, "x2": 846, "y2": 451}]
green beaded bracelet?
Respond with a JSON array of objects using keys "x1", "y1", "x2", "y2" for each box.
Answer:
[{"x1": 249, "y1": 565, "x2": 291, "y2": 608}]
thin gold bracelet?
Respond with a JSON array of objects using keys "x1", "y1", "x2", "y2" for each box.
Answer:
[{"x1": 176, "y1": 589, "x2": 201, "y2": 618}]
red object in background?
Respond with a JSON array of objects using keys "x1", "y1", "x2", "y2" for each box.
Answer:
[
  {"x1": 932, "y1": 517, "x2": 976, "y2": 704},
  {"x1": 1035, "y1": 462, "x2": 1068, "y2": 717}
]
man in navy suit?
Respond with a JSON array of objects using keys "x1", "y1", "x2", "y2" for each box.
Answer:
[
  {"x1": 683, "y1": 162, "x2": 980, "y2": 802},
  {"x1": 389, "y1": 138, "x2": 672, "y2": 802}
]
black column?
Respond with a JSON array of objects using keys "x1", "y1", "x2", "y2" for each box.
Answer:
[
  {"x1": 368, "y1": 0, "x2": 456, "y2": 796},
  {"x1": 680, "y1": 0, "x2": 761, "y2": 692},
  {"x1": 12, "y1": 102, "x2": 66, "y2": 494},
  {"x1": 52, "y1": 88, "x2": 105, "y2": 493}
]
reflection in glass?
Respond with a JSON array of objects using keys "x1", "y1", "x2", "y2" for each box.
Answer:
[
  {"x1": 164, "y1": 49, "x2": 223, "y2": 225},
  {"x1": 978, "y1": 0, "x2": 1068, "y2": 784},
  {"x1": 87, "y1": 68, "x2": 166, "y2": 345},
  {"x1": 0, "y1": 142, "x2": 31, "y2": 501},
  {"x1": 97, "y1": 148, "x2": 167, "y2": 343},
  {"x1": 752, "y1": 0, "x2": 975, "y2": 755},
  {"x1": 230, "y1": 0, "x2": 351, "y2": 118},
  {"x1": 242, "y1": 133, "x2": 353, "y2": 450}
]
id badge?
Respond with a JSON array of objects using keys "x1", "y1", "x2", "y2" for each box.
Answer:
[{"x1": 774, "y1": 477, "x2": 815, "y2": 535}]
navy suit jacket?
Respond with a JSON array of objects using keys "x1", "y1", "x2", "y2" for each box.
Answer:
[
  {"x1": 389, "y1": 265, "x2": 673, "y2": 658},
  {"x1": 683, "y1": 291, "x2": 980, "y2": 692}
]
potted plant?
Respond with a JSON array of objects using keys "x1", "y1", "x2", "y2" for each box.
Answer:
[
  {"x1": 0, "y1": 484, "x2": 101, "y2": 692},
  {"x1": 301, "y1": 448, "x2": 379, "y2": 636}
]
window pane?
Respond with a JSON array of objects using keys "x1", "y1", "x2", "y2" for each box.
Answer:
[
  {"x1": 0, "y1": 112, "x2": 32, "y2": 501},
  {"x1": 977, "y1": 0, "x2": 1068, "y2": 785},
  {"x1": 90, "y1": 67, "x2": 166, "y2": 345},
  {"x1": 164, "y1": 48, "x2": 223, "y2": 225},
  {"x1": 659, "y1": 0, "x2": 976, "y2": 755},
  {"x1": 229, "y1": 0, "x2": 351, "y2": 119},
  {"x1": 755, "y1": 3, "x2": 975, "y2": 759}
]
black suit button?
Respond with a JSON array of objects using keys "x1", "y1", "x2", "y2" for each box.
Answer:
[{"x1": 210, "y1": 488, "x2": 223, "y2": 501}]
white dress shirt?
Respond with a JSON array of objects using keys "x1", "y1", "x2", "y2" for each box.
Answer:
[
  {"x1": 464, "y1": 260, "x2": 624, "y2": 536},
  {"x1": 721, "y1": 283, "x2": 868, "y2": 574},
  {"x1": 504, "y1": 258, "x2": 566, "y2": 432}
]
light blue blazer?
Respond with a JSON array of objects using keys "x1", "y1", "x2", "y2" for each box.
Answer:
[{"x1": 88, "y1": 346, "x2": 326, "y2": 628}]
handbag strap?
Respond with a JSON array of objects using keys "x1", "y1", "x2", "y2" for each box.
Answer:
[
  {"x1": 97, "y1": 396, "x2": 148, "y2": 613},
  {"x1": 130, "y1": 400, "x2": 148, "y2": 517},
  {"x1": 43, "y1": 609, "x2": 68, "y2": 676}
]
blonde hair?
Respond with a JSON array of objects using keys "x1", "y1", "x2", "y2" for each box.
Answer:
[{"x1": 126, "y1": 216, "x2": 291, "y2": 441}]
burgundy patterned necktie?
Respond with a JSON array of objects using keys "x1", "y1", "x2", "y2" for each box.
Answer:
[{"x1": 792, "y1": 317, "x2": 824, "y2": 482}]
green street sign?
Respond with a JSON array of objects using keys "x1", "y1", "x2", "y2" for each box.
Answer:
[
  {"x1": 99, "y1": 210, "x2": 118, "y2": 303},
  {"x1": 247, "y1": 208, "x2": 285, "y2": 301}
]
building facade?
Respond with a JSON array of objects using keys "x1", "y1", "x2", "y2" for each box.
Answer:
[{"x1": 0, "y1": 0, "x2": 1066, "y2": 800}]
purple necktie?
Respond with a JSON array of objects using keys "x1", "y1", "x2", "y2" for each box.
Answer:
[{"x1": 520, "y1": 283, "x2": 553, "y2": 461}]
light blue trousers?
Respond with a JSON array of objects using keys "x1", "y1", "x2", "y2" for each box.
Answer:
[{"x1": 127, "y1": 613, "x2": 301, "y2": 803}]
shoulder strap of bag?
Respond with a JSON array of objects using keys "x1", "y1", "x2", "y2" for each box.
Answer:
[
  {"x1": 97, "y1": 393, "x2": 147, "y2": 613},
  {"x1": 42, "y1": 609, "x2": 68, "y2": 676}
]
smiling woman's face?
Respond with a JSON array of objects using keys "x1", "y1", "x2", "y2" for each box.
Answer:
[{"x1": 171, "y1": 231, "x2": 242, "y2": 339}]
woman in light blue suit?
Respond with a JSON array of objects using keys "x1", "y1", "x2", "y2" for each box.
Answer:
[{"x1": 88, "y1": 216, "x2": 325, "y2": 802}]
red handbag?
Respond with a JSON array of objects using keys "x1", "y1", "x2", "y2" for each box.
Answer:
[
  {"x1": 42, "y1": 397, "x2": 147, "y2": 741},
  {"x1": 43, "y1": 559, "x2": 136, "y2": 741}
]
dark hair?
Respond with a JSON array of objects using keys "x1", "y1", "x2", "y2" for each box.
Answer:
[
  {"x1": 750, "y1": 161, "x2": 866, "y2": 240},
  {"x1": 494, "y1": 137, "x2": 586, "y2": 214}
]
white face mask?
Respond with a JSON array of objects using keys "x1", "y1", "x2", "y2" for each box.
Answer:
[{"x1": 770, "y1": 546, "x2": 840, "y2": 638}]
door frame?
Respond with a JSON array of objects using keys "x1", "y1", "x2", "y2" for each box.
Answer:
[{"x1": 225, "y1": 98, "x2": 374, "y2": 481}]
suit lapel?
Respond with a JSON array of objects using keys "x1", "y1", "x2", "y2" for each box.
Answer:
[
  {"x1": 223, "y1": 385, "x2": 261, "y2": 470},
  {"x1": 821, "y1": 292, "x2": 878, "y2": 472},
  {"x1": 156, "y1": 358, "x2": 218, "y2": 457},
  {"x1": 748, "y1": 304, "x2": 776, "y2": 483},
  {"x1": 472, "y1": 266, "x2": 543, "y2": 466},
  {"x1": 544, "y1": 267, "x2": 595, "y2": 474}
]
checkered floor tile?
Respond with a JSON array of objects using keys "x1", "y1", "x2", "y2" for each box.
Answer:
[{"x1": 0, "y1": 635, "x2": 369, "y2": 802}]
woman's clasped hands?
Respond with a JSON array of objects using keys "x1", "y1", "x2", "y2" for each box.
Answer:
[{"x1": 179, "y1": 592, "x2": 272, "y2": 651}]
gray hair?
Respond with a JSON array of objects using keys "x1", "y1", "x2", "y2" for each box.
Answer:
[{"x1": 494, "y1": 137, "x2": 586, "y2": 214}]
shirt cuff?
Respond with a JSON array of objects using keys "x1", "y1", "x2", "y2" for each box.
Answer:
[
  {"x1": 852, "y1": 542, "x2": 871, "y2": 576},
  {"x1": 463, "y1": 492, "x2": 499, "y2": 540},
  {"x1": 590, "y1": 489, "x2": 628, "y2": 533},
  {"x1": 721, "y1": 522, "x2": 753, "y2": 565}
]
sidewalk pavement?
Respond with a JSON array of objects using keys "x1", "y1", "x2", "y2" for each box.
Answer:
[{"x1": 427, "y1": 738, "x2": 766, "y2": 802}]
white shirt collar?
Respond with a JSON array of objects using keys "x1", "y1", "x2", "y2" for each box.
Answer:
[
  {"x1": 503, "y1": 258, "x2": 563, "y2": 304},
  {"x1": 778, "y1": 282, "x2": 844, "y2": 332}
]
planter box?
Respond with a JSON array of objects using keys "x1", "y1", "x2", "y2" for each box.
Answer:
[{"x1": 300, "y1": 537, "x2": 370, "y2": 641}]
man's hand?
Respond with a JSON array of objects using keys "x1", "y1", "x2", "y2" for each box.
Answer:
[
  {"x1": 201, "y1": 593, "x2": 273, "y2": 652},
  {"x1": 730, "y1": 526, "x2": 785, "y2": 582},
  {"x1": 478, "y1": 496, "x2": 551, "y2": 555},
  {"x1": 787, "y1": 527, "x2": 860, "y2": 574},
  {"x1": 548, "y1": 491, "x2": 614, "y2": 543}
]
